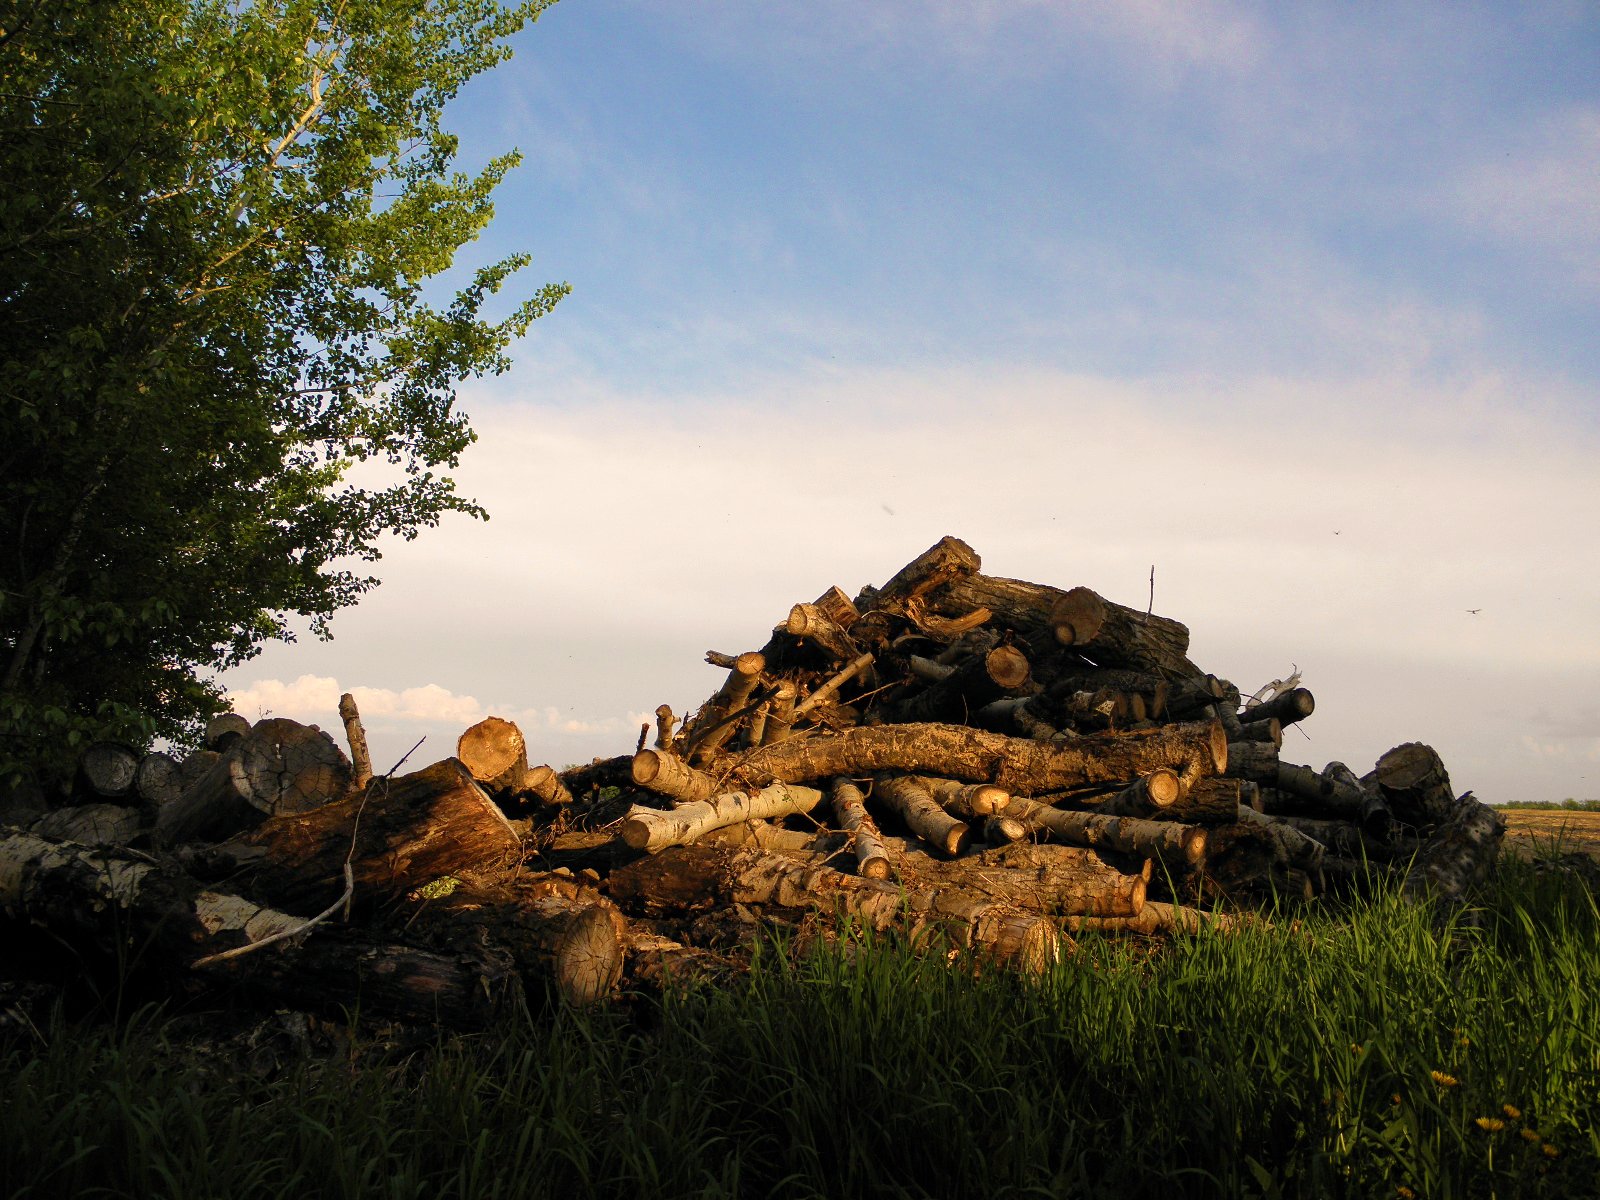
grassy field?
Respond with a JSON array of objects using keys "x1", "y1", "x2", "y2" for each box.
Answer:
[{"x1": 2, "y1": 855, "x2": 1597, "y2": 1199}]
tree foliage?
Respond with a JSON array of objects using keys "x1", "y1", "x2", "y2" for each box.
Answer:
[{"x1": 0, "y1": 0, "x2": 564, "y2": 784}]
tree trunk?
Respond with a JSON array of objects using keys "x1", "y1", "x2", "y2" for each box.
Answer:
[
  {"x1": 197, "y1": 757, "x2": 522, "y2": 915},
  {"x1": 1402, "y1": 794, "x2": 1505, "y2": 905},
  {"x1": 1375, "y1": 742, "x2": 1459, "y2": 829},
  {"x1": 155, "y1": 718, "x2": 351, "y2": 847},
  {"x1": 830, "y1": 778, "x2": 890, "y2": 878},
  {"x1": 875, "y1": 775, "x2": 971, "y2": 856},
  {"x1": 456, "y1": 716, "x2": 529, "y2": 793},
  {"x1": 1002, "y1": 796, "x2": 1206, "y2": 866},
  {"x1": 620, "y1": 782, "x2": 823, "y2": 852},
  {"x1": 733, "y1": 719, "x2": 1227, "y2": 796}
]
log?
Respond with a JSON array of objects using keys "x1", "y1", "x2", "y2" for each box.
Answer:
[
  {"x1": 607, "y1": 842, "x2": 1061, "y2": 972},
  {"x1": 901, "y1": 841, "x2": 1150, "y2": 918},
  {"x1": 654, "y1": 704, "x2": 676, "y2": 750},
  {"x1": 1402, "y1": 793, "x2": 1505, "y2": 905},
  {"x1": 456, "y1": 716, "x2": 529, "y2": 793},
  {"x1": 875, "y1": 775, "x2": 971, "y2": 856},
  {"x1": 761, "y1": 680, "x2": 799, "y2": 747},
  {"x1": 1240, "y1": 687, "x2": 1315, "y2": 728},
  {"x1": 890, "y1": 644, "x2": 1032, "y2": 724},
  {"x1": 1225, "y1": 739, "x2": 1280, "y2": 784},
  {"x1": 620, "y1": 782, "x2": 824, "y2": 852},
  {"x1": 866, "y1": 535, "x2": 983, "y2": 612},
  {"x1": 1048, "y1": 586, "x2": 1199, "y2": 679},
  {"x1": 204, "y1": 712, "x2": 252, "y2": 752},
  {"x1": 1232, "y1": 718, "x2": 1283, "y2": 748},
  {"x1": 983, "y1": 814, "x2": 1029, "y2": 844},
  {"x1": 830, "y1": 778, "x2": 891, "y2": 879},
  {"x1": 204, "y1": 757, "x2": 522, "y2": 915},
  {"x1": 518, "y1": 764, "x2": 575, "y2": 807},
  {"x1": 1068, "y1": 901, "x2": 1239, "y2": 936},
  {"x1": 31, "y1": 803, "x2": 141, "y2": 846},
  {"x1": 77, "y1": 741, "x2": 140, "y2": 800},
  {"x1": 1375, "y1": 742, "x2": 1459, "y2": 829},
  {"x1": 1085, "y1": 771, "x2": 1181, "y2": 819},
  {"x1": 1156, "y1": 777, "x2": 1256, "y2": 823},
  {"x1": 134, "y1": 751, "x2": 184, "y2": 812},
  {"x1": 917, "y1": 777, "x2": 1011, "y2": 820},
  {"x1": 338, "y1": 693, "x2": 374, "y2": 788},
  {"x1": 811, "y1": 585, "x2": 861, "y2": 630},
  {"x1": 734, "y1": 720, "x2": 1227, "y2": 796},
  {"x1": 154, "y1": 718, "x2": 351, "y2": 847},
  {"x1": 688, "y1": 652, "x2": 766, "y2": 763},
  {"x1": 1002, "y1": 796, "x2": 1206, "y2": 865},
  {"x1": 1232, "y1": 806, "x2": 1329, "y2": 876},
  {"x1": 786, "y1": 604, "x2": 859, "y2": 663},
  {"x1": 791, "y1": 651, "x2": 876, "y2": 719},
  {"x1": 1274, "y1": 761, "x2": 1392, "y2": 838},
  {"x1": 631, "y1": 748, "x2": 723, "y2": 805},
  {"x1": 0, "y1": 829, "x2": 517, "y2": 1028}
]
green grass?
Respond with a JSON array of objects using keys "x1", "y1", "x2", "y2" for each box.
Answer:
[{"x1": 2, "y1": 859, "x2": 1597, "y2": 1200}]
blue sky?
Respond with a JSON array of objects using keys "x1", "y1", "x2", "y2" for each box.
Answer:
[{"x1": 226, "y1": 1, "x2": 1600, "y2": 804}]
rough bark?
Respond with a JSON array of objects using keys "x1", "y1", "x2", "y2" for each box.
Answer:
[
  {"x1": 631, "y1": 749, "x2": 723, "y2": 805},
  {"x1": 866, "y1": 535, "x2": 983, "y2": 612},
  {"x1": 1232, "y1": 718, "x2": 1284, "y2": 748},
  {"x1": 1085, "y1": 771, "x2": 1181, "y2": 819},
  {"x1": 338, "y1": 693, "x2": 374, "y2": 788},
  {"x1": 900, "y1": 841, "x2": 1150, "y2": 918},
  {"x1": 734, "y1": 720, "x2": 1227, "y2": 796},
  {"x1": 1275, "y1": 761, "x2": 1392, "y2": 838},
  {"x1": 155, "y1": 718, "x2": 351, "y2": 848},
  {"x1": 607, "y1": 842, "x2": 1061, "y2": 972},
  {"x1": 1240, "y1": 688, "x2": 1315, "y2": 728},
  {"x1": 875, "y1": 775, "x2": 971, "y2": 856},
  {"x1": 890, "y1": 644, "x2": 1032, "y2": 724},
  {"x1": 917, "y1": 777, "x2": 1011, "y2": 820},
  {"x1": 1402, "y1": 794, "x2": 1505, "y2": 905},
  {"x1": 1048, "y1": 586, "x2": 1200, "y2": 679},
  {"x1": 761, "y1": 680, "x2": 799, "y2": 747},
  {"x1": 201, "y1": 758, "x2": 522, "y2": 915},
  {"x1": 456, "y1": 716, "x2": 529, "y2": 793},
  {"x1": 1155, "y1": 777, "x2": 1259, "y2": 823},
  {"x1": 0, "y1": 829, "x2": 517, "y2": 1028},
  {"x1": 786, "y1": 604, "x2": 859, "y2": 663},
  {"x1": 811, "y1": 585, "x2": 861, "y2": 630},
  {"x1": 620, "y1": 782, "x2": 824, "y2": 852},
  {"x1": 31, "y1": 803, "x2": 141, "y2": 846},
  {"x1": 1002, "y1": 796, "x2": 1206, "y2": 865},
  {"x1": 1225, "y1": 739, "x2": 1281, "y2": 784},
  {"x1": 1068, "y1": 901, "x2": 1239, "y2": 936},
  {"x1": 830, "y1": 778, "x2": 891, "y2": 879}
]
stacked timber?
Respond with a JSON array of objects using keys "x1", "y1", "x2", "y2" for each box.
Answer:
[{"x1": 0, "y1": 538, "x2": 1505, "y2": 1029}]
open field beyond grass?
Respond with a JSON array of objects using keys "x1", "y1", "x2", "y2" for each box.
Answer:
[{"x1": 1502, "y1": 809, "x2": 1600, "y2": 860}]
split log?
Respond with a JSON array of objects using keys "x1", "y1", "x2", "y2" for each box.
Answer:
[
  {"x1": 689, "y1": 652, "x2": 766, "y2": 763},
  {"x1": 31, "y1": 803, "x2": 141, "y2": 846},
  {"x1": 607, "y1": 843, "x2": 1060, "y2": 972},
  {"x1": 1275, "y1": 761, "x2": 1391, "y2": 838},
  {"x1": 77, "y1": 741, "x2": 140, "y2": 800},
  {"x1": 631, "y1": 749, "x2": 723, "y2": 805},
  {"x1": 457, "y1": 716, "x2": 529, "y2": 793},
  {"x1": 830, "y1": 778, "x2": 891, "y2": 879},
  {"x1": 199, "y1": 758, "x2": 522, "y2": 915},
  {"x1": 1375, "y1": 742, "x2": 1459, "y2": 829},
  {"x1": 204, "y1": 712, "x2": 252, "y2": 752},
  {"x1": 1402, "y1": 793, "x2": 1505, "y2": 905},
  {"x1": 620, "y1": 782, "x2": 824, "y2": 852},
  {"x1": 0, "y1": 829, "x2": 517, "y2": 1028},
  {"x1": 155, "y1": 718, "x2": 351, "y2": 847},
  {"x1": 734, "y1": 720, "x2": 1227, "y2": 796},
  {"x1": 1240, "y1": 688, "x2": 1315, "y2": 728},
  {"x1": 338, "y1": 693, "x2": 374, "y2": 788},
  {"x1": 875, "y1": 775, "x2": 971, "y2": 856},
  {"x1": 1002, "y1": 796, "x2": 1206, "y2": 866}
]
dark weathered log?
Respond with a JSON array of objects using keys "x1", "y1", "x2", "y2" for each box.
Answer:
[
  {"x1": 1402, "y1": 793, "x2": 1504, "y2": 905},
  {"x1": 734, "y1": 720, "x2": 1227, "y2": 796},
  {"x1": 875, "y1": 775, "x2": 971, "y2": 856},
  {"x1": 457, "y1": 716, "x2": 529, "y2": 793},
  {"x1": 338, "y1": 693, "x2": 374, "y2": 788},
  {"x1": 1275, "y1": 761, "x2": 1392, "y2": 838},
  {"x1": 155, "y1": 718, "x2": 351, "y2": 847},
  {"x1": 1232, "y1": 718, "x2": 1283, "y2": 748},
  {"x1": 1375, "y1": 742, "x2": 1459, "y2": 829},
  {"x1": 1225, "y1": 739, "x2": 1280, "y2": 784},
  {"x1": 176, "y1": 749, "x2": 221, "y2": 792},
  {"x1": 31, "y1": 803, "x2": 141, "y2": 846},
  {"x1": 607, "y1": 842, "x2": 1061, "y2": 972},
  {"x1": 1274, "y1": 814, "x2": 1370, "y2": 858},
  {"x1": 78, "y1": 741, "x2": 140, "y2": 800},
  {"x1": 901, "y1": 841, "x2": 1150, "y2": 918},
  {"x1": 654, "y1": 704, "x2": 676, "y2": 750},
  {"x1": 1047, "y1": 586, "x2": 1200, "y2": 679},
  {"x1": 620, "y1": 782, "x2": 823, "y2": 852},
  {"x1": 830, "y1": 778, "x2": 891, "y2": 879},
  {"x1": 631, "y1": 749, "x2": 723, "y2": 805},
  {"x1": 0, "y1": 829, "x2": 517, "y2": 1028},
  {"x1": 1232, "y1": 807, "x2": 1328, "y2": 876},
  {"x1": 134, "y1": 751, "x2": 184, "y2": 812},
  {"x1": 558, "y1": 754, "x2": 633, "y2": 800},
  {"x1": 1084, "y1": 771, "x2": 1181, "y2": 819},
  {"x1": 204, "y1": 712, "x2": 252, "y2": 752},
  {"x1": 211, "y1": 758, "x2": 522, "y2": 914},
  {"x1": 889, "y1": 643, "x2": 1032, "y2": 724},
  {"x1": 865, "y1": 535, "x2": 983, "y2": 612},
  {"x1": 1003, "y1": 796, "x2": 1206, "y2": 865},
  {"x1": 1240, "y1": 687, "x2": 1315, "y2": 728}
]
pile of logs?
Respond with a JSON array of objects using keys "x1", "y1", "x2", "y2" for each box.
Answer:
[{"x1": 0, "y1": 536, "x2": 1506, "y2": 1029}]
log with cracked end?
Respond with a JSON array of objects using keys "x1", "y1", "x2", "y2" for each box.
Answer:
[
  {"x1": 620, "y1": 781, "x2": 826, "y2": 852},
  {"x1": 1375, "y1": 742, "x2": 1460, "y2": 829},
  {"x1": 829, "y1": 777, "x2": 892, "y2": 879},
  {"x1": 874, "y1": 775, "x2": 972, "y2": 856},
  {"x1": 1002, "y1": 795, "x2": 1207, "y2": 866},
  {"x1": 456, "y1": 716, "x2": 529, "y2": 793}
]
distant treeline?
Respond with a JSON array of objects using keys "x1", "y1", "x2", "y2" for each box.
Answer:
[{"x1": 1497, "y1": 798, "x2": 1600, "y2": 812}]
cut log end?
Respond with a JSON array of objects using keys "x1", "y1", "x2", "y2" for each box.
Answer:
[{"x1": 553, "y1": 905, "x2": 626, "y2": 1006}]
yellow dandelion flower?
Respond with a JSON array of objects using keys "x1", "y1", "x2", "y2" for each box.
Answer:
[
  {"x1": 1351, "y1": 1043, "x2": 1364, "y2": 1054},
  {"x1": 1397, "y1": 1187, "x2": 1415, "y2": 1199},
  {"x1": 1542, "y1": 1143, "x2": 1559, "y2": 1158},
  {"x1": 1392, "y1": 1093, "x2": 1403, "y2": 1106},
  {"x1": 1431, "y1": 1070, "x2": 1458, "y2": 1087},
  {"x1": 1475, "y1": 1117, "x2": 1506, "y2": 1132},
  {"x1": 1502, "y1": 1104, "x2": 1522, "y2": 1120},
  {"x1": 1520, "y1": 1129, "x2": 1542, "y2": 1143}
]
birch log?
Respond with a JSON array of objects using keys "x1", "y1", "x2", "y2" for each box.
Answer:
[
  {"x1": 620, "y1": 782, "x2": 824, "y2": 852},
  {"x1": 1002, "y1": 796, "x2": 1207, "y2": 865},
  {"x1": 830, "y1": 778, "x2": 891, "y2": 879}
]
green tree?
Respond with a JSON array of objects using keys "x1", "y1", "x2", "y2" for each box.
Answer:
[{"x1": 0, "y1": 0, "x2": 565, "y2": 785}]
